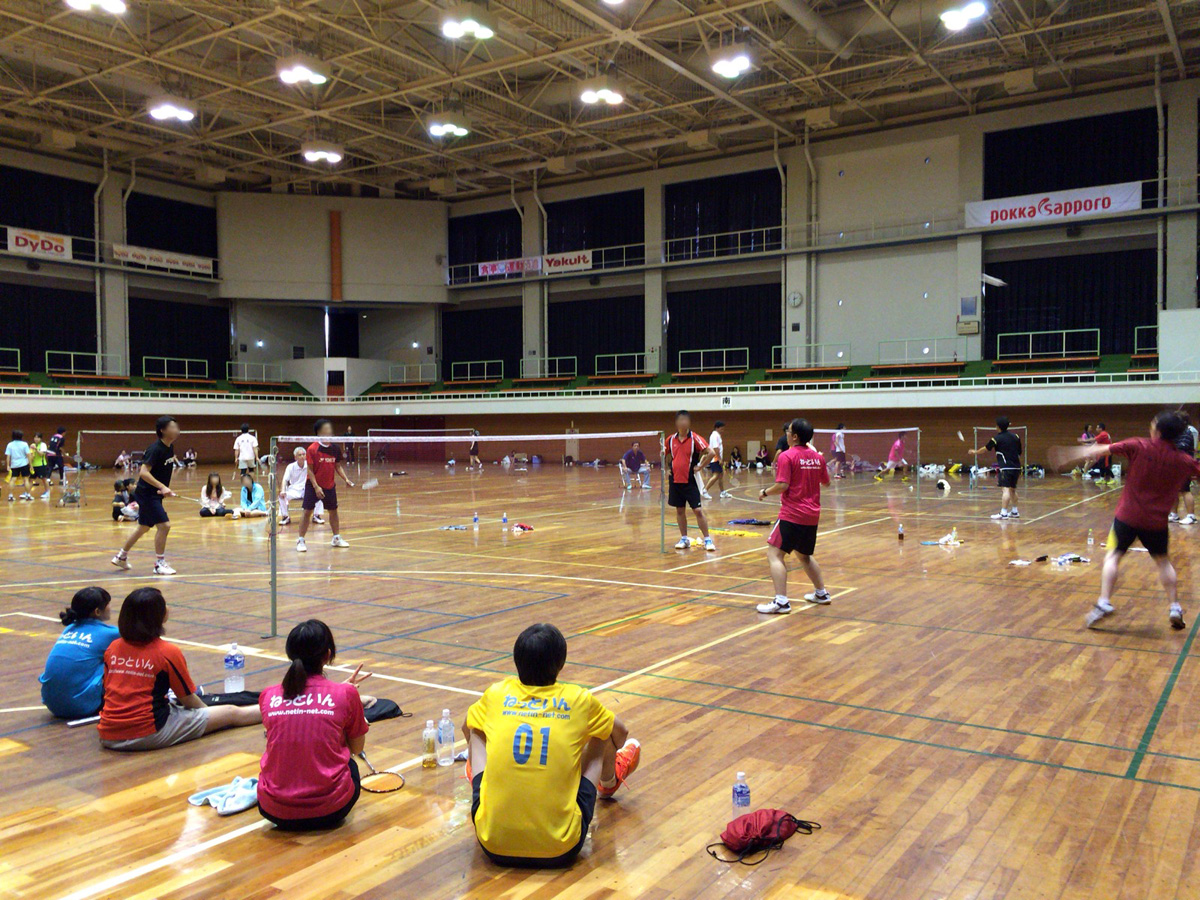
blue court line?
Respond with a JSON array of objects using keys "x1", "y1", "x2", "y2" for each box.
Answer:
[{"x1": 0, "y1": 720, "x2": 58, "y2": 740}]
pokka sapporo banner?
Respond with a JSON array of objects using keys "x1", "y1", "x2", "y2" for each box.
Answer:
[{"x1": 965, "y1": 181, "x2": 1142, "y2": 228}]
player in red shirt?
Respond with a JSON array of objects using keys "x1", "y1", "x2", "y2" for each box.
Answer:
[
  {"x1": 297, "y1": 418, "x2": 356, "y2": 553},
  {"x1": 1055, "y1": 412, "x2": 1200, "y2": 630},
  {"x1": 756, "y1": 418, "x2": 831, "y2": 613},
  {"x1": 664, "y1": 411, "x2": 716, "y2": 551}
]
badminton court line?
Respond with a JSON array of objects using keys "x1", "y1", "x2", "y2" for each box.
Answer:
[
  {"x1": 666, "y1": 515, "x2": 893, "y2": 572},
  {"x1": 1022, "y1": 487, "x2": 1121, "y2": 524}
]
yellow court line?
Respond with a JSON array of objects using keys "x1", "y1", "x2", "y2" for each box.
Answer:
[
  {"x1": 1023, "y1": 487, "x2": 1121, "y2": 524},
  {"x1": 0, "y1": 705, "x2": 47, "y2": 714},
  {"x1": 665, "y1": 515, "x2": 894, "y2": 572}
]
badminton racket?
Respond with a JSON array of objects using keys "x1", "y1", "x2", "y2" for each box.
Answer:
[{"x1": 358, "y1": 751, "x2": 405, "y2": 793}]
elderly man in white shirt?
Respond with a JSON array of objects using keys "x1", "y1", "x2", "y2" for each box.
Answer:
[{"x1": 278, "y1": 447, "x2": 323, "y2": 526}]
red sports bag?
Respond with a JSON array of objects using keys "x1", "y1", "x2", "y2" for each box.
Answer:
[{"x1": 706, "y1": 809, "x2": 820, "y2": 865}]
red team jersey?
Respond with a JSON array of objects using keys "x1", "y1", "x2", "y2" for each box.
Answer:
[
  {"x1": 773, "y1": 446, "x2": 829, "y2": 525},
  {"x1": 1110, "y1": 438, "x2": 1200, "y2": 531},
  {"x1": 306, "y1": 441, "x2": 341, "y2": 490},
  {"x1": 666, "y1": 432, "x2": 708, "y2": 484}
]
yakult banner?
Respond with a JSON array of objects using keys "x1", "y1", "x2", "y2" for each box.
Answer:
[
  {"x1": 542, "y1": 250, "x2": 593, "y2": 274},
  {"x1": 5, "y1": 227, "x2": 73, "y2": 261},
  {"x1": 112, "y1": 243, "x2": 214, "y2": 276},
  {"x1": 478, "y1": 256, "x2": 541, "y2": 277},
  {"x1": 966, "y1": 181, "x2": 1142, "y2": 228}
]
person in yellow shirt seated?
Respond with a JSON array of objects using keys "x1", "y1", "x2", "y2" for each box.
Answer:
[{"x1": 463, "y1": 623, "x2": 642, "y2": 868}]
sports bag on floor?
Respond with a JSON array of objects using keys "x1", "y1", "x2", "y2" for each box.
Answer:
[{"x1": 706, "y1": 809, "x2": 820, "y2": 865}]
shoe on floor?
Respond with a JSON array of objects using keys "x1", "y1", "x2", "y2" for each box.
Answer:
[
  {"x1": 1170, "y1": 603, "x2": 1186, "y2": 630},
  {"x1": 331, "y1": 536, "x2": 350, "y2": 548},
  {"x1": 755, "y1": 598, "x2": 792, "y2": 614},
  {"x1": 719, "y1": 490, "x2": 733, "y2": 499},
  {"x1": 154, "y1": 562, "x2": 177, "y2": 576},
  {"x1": 703, "y1": 536, "x2": 716, "y2": 552},
  {"x1": 1010, "y1": 509, "x2": 1020, "y2": 518},
  {"x1": 699, "y1": 491, "x2": 712, "y2": 500},
  {"x1": 1086, "y1": 600, "x2": 1115, "y2": 629},
  {"x1": 296, "y1": 538, "x2": 307, "y2": 552},
  {"x1": 674, "y1": 536, "x2": 692, "y2": 550},
  {"x1": 598, "y1": 738, "x2": 641, "y2": 799},
  {"x1": 804, "y1": 591, "x2": 832, "y2": 605},
  {"x1": 1181, "y1": 515, "x2": 1198, "y2": 525},
  {"x1": 279, "y1": 515, "x2": 290, "y2": 526},
  {"x1": 312, "y1": 516, "x2": 326, "y2": 525},
  {"x1": 1169, "y1": 512, "x2": 1181, "y2": 522},
  {"x1": 991, "y1": 511, "x2": 1009, "y2": 520},
  {"x1": 111, "y1": 554, "x2": 131, "y2": 570}
]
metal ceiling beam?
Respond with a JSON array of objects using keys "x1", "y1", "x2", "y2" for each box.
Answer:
[
  {"x1": 1156, "y1": 0, "x2": 1187, "y2": 77},
  {"x1": 859, "y1": 0, "x2": 974, "y2": 109}
]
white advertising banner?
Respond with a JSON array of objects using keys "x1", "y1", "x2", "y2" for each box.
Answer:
[
  {"x1": 542, "y1": 250, "x2": 593, "y2": 274},
  {"x1": 112, "y1": 243, "x2": 215, "y2": 276},
  {"x1": 5, "y1": 227, "x2": 73, "y2": 261},
  {"x1": 477, "y1": 256, "x2": 541, "y2": 277},
  {"x1": 965, "y1": 181, "x2": 1142, "y2": 228}
]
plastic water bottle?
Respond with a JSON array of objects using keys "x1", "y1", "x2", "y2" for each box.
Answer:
[
  {"x1": 422, "y1": 720, "x2": 437, "y2": 769},
  {"x1": 501, "y1": 511, "x2": 508, "y2": 529},
  {"x1": 223, "y1": 643, "x2": 245, "y2": 693},
  {"x1": 950, "y1": 526, "x2": 958, "y2": 544},
  {"x1": 732, "y1": 772, "x2": 751, "y2": 819},
  {"x1": 473, "y1": 511, "x2": 479, "y2": 530},
  {"x1": 1087, "y1": 528, "x2": 1094, "y2": 546},
  {"x1": 437, "y1": 709, "x2": 455, "y2": 767},
  {"x1": 897, "y1": 523, "x2": 904, "y2": 541}
]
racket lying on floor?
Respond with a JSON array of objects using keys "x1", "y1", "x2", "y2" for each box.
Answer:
[{"x1": 358, "y1": 751, "x2": 405, "y2": 793}]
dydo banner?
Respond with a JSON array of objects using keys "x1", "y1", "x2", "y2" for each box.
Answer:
[
  {"x1": 5, "y1": 227, "x2": 73, "y2": 261},
  {"x1": 965, "y1": 181, "x2": 1142, "y2": 228}
]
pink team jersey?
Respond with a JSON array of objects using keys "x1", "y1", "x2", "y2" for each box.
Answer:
[
  {"x1": 258, "y1": 674, "x2": 369, "y2": 820},
  {"x1": 889, "y1": 438, "x2": 905, "y2": 462},
  {"x1": 773, "y1": 445, "x2": 829, "y2": 526}
]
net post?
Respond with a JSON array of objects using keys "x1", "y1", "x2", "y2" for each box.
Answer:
[
  {"x1": 659, "y1": 430, "x2": 666, "y2": 554},
  {"x1": 916, "y1": 429, "x2": 921, "y2": 504},
  {"x1": 264, "y1": 435, "x2": 279, "y2": 640}
]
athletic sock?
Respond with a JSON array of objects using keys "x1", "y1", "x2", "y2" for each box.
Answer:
[
  {"x1": 600, "y1": 775, "x2": 618, "y2": 790},
  {"x1": 156, "y1": 555, "x2": 165, "y2": 564},
  {"x1": 775, "y1": 594, "x2": 789, "y2": 605},
  {"x1": 116, "y1": 550, "x2": 127, "y2": 559}
]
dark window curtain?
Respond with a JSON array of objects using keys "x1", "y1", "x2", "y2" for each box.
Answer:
[
  {"x1": 0, "y1": 166, "x2": 96, "y2": 260},
  {"x1": 546, "y1": 190, "x2": 644, "y2": 268},
  {"x1": 984, "y1": 108, "x2": 1157, "y2": 206},
  {"x1": 664, "y1": 170, "x2": 782, "y2": 261},
  {"x1": 982, "y1": 249, "x2": 1156, "y2": 357},
  {"x1": 126, "y1": 193, "x2": 218, "y2": 259},
  {"x1": 666, "y1": 283, "x2": 780, "y2": 369},
  {"x1": 548, "y1": 295, "x2": 644, "y2": 375},
  {"x1": 448, "y1": 209, "x2": 523, "y2": 284},
  {"x1": 441, "y1": 305, "x2": 522, "y2": 380},
  {"x1": 327, "y1": 309, "x2": 360, "y2": 358},
  {"x1": 128, "y1": 297, "x2": 230, "y2": 376},
  {"x1": 0, "y1": 282, "x2": 96, "y2": 371}
]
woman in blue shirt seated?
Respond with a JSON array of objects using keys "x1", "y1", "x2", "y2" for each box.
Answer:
[
  {"x1": 234, "y1": 473, "x2": 268, "y2": 519},
  {"x1": 39, "y1": 587, "x2": 120, "y2": 719}
]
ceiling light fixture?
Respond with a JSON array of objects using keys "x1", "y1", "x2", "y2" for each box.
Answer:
[
  {"x1": 147, "y1": 95, "x2": 196, "y2": 123},
  {"x1": 709, "y1": 44, "x2": 754, "y2": 79},
  {"x1": 65, "y1": 0, "x2": 126, "y2": 13},
  {"x1": 940, "y1": 1, "x2": 987, "y2": 31},
  {"x1": 580, "y1": 74, "x2": 624, "y2": 105},
  {"x1": 441, "y1": 3, "x2": 495, "y2": 40},
  {"x1": 600, "y1": 0, "x2": 626, "y2": 5},
  {"x1": 427, "y1": 111, "x2": 471, "y2": 138},
  {"x1": 301, "y1": 140, "x2": 344, "y2": 163},
  {"x1": 277, "y1": 54, "x2": 331, "y2": 86}
]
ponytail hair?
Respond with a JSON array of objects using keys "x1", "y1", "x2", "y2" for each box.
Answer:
[
  {"x1": 281, "y1": 619, "x2": 336, "y2": 699},
  {"x1": 60, "y1": 586, "x2": 111, "y2": 627}
]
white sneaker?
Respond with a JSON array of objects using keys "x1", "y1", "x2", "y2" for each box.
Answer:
[
  {"x1": 232, "y1": 509, "x2": 241, "y2": 520},
  {"x1": 703, "y1": 536, "x2": 716, "y2": 552},
  {"x1": 756, "y1": 598, "x2": 792, "y2": 614},
  {"x1": 1170, "y1": 603, "x2": 1186, "y2": 630},
  {"x1": 1010, "y1": 509, "x2": 1020, "y2": 518},
  {"x1": 1181, "y1": 515, "x2": 1198, "y2": 525},
  {"x1": 296, "y1": 537, "x2": 307, "y2": 552},
  {"x1": 1169, "y1": 512, "x2": 1180, "y2": 522},
  {"x1": 719, "y1": 491, "x2": 733, "y2": 499},
  {"x1": 312, "y1": 516, "x2": 326, "y2": 526},
  {"x1": 279, "y1": 515, "x2": 290, "y2": 526},
  {"x1": 991, "y1": 511, "x2": 1009, "y2": 520},
  {"x1": 674, "y1": 536, "x2": 691, "y2": 550},
  {"x1": 1086, "y1": 600, "x2": 1115, "y2": 628},
  {"x1": 641, "y1": 482, "x2": 651, "y2": 489},
  {"x1": 699, "y1": 490, "x2": 712, "y2": 500},
  {"x1": 331, "y1": 536, "x2": 350, "y2": 548},
  {"x1": 804, "y1": 591, "x2": 832, "y2": 605},
  {"x1": 154, "y1": 562, "x2": 177, "y2": 576},
  {"x1": 111, "y1": 554, "x2": 131, "y2": 570}
]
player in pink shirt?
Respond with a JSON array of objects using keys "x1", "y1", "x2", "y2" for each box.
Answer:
[
  {"x1": 875, "y1": 431, "x2": 909, "y2": 481},
  {"x1": 756, "y1": 418, "x2": 831, "y2": 614},
  {"x1": 258, "y1": 620, "x2": 372, "y2": 830}
]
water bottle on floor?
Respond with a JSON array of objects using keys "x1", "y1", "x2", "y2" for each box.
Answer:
[
  {"x1": 1087, "y1": 528, "x2": 1094, "y2": 546},
  {"x1": 473, "y1": 511, "x2": 479, "y2": 530},
  {"x1": 422, "y1": 720, "x2": 437, "y2": 768},
  {"x1": 437, "y1": 709, "x2": 455, "y2": 767},
  {"x1": 223, "y1": 643, "x2": 245, "y2": 693},
  {"x1": 501, "y1": 511, "x2": 508, "y2": 530},
  {"x1": 732, "y1": 771, "x2": 751, "y2": 819}
]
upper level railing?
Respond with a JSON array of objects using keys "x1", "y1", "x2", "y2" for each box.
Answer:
[
  {"x1": 996, "y1": 329, "x2": 1099, "y2": 360},
  {"x1": 678, "y1": 347, "x2": 749, "y2": 373},
  {"x1": 0, "y1": 348, "x2": 21, "y2": 373},
  {"x1": 520, "y1": 356, "x2": 577, "y2": 379},
  {"x1": 228, "y1": 361, "x2": 286, "y2": 383},
  {"x1": 46, "y1": 350, "x2": 125, "y2": 378},
  {"x1": 595, "y1": 351, "x2": 657, "y2": 376},
  {"x1": 388, "y1": 363, "x2": 438, "y2": 384},
  {"x1": 446, "y1": 173, "x2": 1200, "y2": 286},
  {"x1": 1134, "y1": 325, "x2": 1158, "y2": 355},
  {"x1": 772, "y1": 343, "x2": 850, "y2": 369},
  {"x1": 878, "y1": 337, "x2": 966, "y2": 365},
  {"x1": 143, "y1": 356, "x2": 209, "y2": 380},
  {"x1": 450, "y1": 359, "x2": 504, "y2": 382},
  {"x1": 1, "y1": 222, "x2": 218, "y2": 279}
]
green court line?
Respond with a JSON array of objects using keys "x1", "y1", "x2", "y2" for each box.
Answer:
[
  {"x1": 1124, "y1": 612, "x2": 1200, "y2": 779},
  {"x1": 610, "y1": 687, "x2": 1200, "y2": 795}
]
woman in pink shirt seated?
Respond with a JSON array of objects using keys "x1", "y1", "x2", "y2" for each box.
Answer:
[{"x1": 258, "y1": 620, "x2": 371, "y2": 830}]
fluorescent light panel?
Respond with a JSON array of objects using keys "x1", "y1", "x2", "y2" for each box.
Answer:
[
  {"x1": 147, "y1": 95, "x2": 196, "y2": 123},
  {"x1": 442, "y1": 3, "x2": 495, "y2": 40},
  {"x1": 580, "y1": 75, "x2": 624, "y2": 105},
  {"x1": 940, "y1": 2, "x2": 987, "y2": 31},
  {"x1": 301, "y1": 140, "x2": 344, "y2": 163},
  {"x1": 277, "y1": 54, "x2": 331, "y2": 86},
  {"x1": 66, "y1": 0, "x2": 126, "y2": 13},
  {"x1": 709, "y1": 44, "x2": 753, "y2": 79},
  {"x1": 427, "y1": 111, "x2": 470, "y2": 138}
]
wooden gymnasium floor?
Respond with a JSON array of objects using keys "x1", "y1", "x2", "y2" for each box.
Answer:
[{"x1": 1, "y1": 461, "x2": 1199, "y2": 900}]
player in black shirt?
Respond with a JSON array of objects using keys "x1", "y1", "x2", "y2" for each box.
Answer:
[
  {"x1": 972, "y1": 416, "x2": 1022, "y2": 520},
  {"x1": 1170, "y1": 411, "x2": 1197, "y2": 525},
  {"x1": 112, "y1": 415, "x2": 180, "y2": 575},
  {"x1": 46, "y1": 426, "x2": 67, "y2": 487}
]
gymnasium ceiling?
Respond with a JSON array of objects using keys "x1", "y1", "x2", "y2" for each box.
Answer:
[{"x1": 0, "y1": 0, "x2": 1197, "y2": 199}]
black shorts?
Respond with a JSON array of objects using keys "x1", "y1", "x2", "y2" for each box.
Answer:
[
  {"x1": 997, "y1": 468, "x2": 1021, "y2": 490},
  {"x1": 707, "y1": 461, "x2": 723, "y2": 473},
  {"x1": 768, "y1": 519, "x2": 818, "y2": 556},
  {"x1": 50, "y1": 454, "x2": 65, "y2": 472},
  {"x1": 1109, "y1": 518, "x2": 1169, "y2": 557},
  {"x1": 833, "y1": 451, "x2": 846, "y2": 464},
  {"x1": 471, "y1": 772, "x2": 596, "y2": 868},
  {"x1": 134, "y1": 488, "x2": 170, "y2": 528},
  {"x1": 668, "y1": 480, "x2": 702, "y2": 509},
  {"x1": 1183, "y1": 479, "x2": 1194, "y2": 494},
  {"x1": 9, "y1": 465, "x2": 30, "y2": 478},
  {"x1": 303, "y1": 482, "x2": 336, "y2": 511},
  {"x1": 32, "y1": 465, "x2": 50, "y2": 479}
]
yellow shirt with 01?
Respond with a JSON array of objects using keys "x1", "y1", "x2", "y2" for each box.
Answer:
[{"x1": 467, "y1": 676, "x2": 615, "y2": 859}]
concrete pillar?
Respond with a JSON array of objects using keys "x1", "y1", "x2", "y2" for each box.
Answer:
[
  {"x1": 644, "y1": 180, "x2": 665, "y2": 373},
  {"x1": 1165, "y1": 80, "x2": 1198, "y2": 311},
  {"x1": 957, "y1": 124, "x2": 985, "y2": 360},
  {"x1": 520, "y1": 196, "x2": 544, "y2": 374},
  {"x1": 783, "y1": 147, "x2": 811, "y2": 353},
  {"x1": 96, "y1": 177, "x2": 129, "y2": 374}
]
